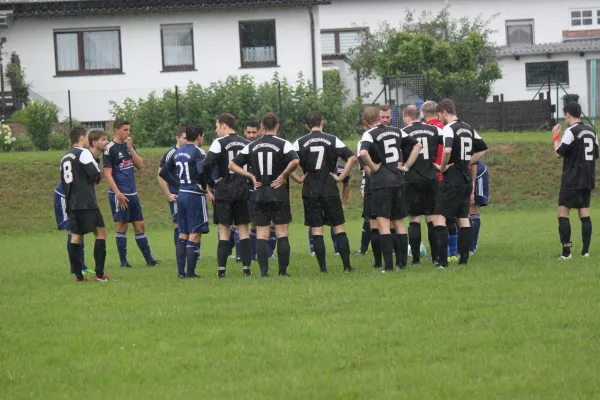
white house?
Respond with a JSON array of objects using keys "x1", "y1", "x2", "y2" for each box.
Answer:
[
  {"x1": 319, "y1": 0, "x2": 600, "y2": 119},
  {"x1": 0, "y1": 0, "x2": 328, "y2": 123}
]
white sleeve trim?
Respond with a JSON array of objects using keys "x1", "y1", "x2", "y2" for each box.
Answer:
[
  {"x1": 240, "y1": 143, "x2": 250, "y2": 155},
  {"x1": 361, "y1": 131, "x2": 373, "y2": 143},
  {"x1": 561, "y1": 128, "x2": 575, "y2": 146},
  {"x1": 208, "y1": 138, "x2": 222, "y2": 154},
  {"x1": 442, "y1": 126, "x2": 454, "y2": 146},
  {"x1": 473, "y1": 130, "x2": 483, "y2": 140},
  {"x1": 283, "y1": 140, "x2": 294, "y2": 154},
  {"x1": 335, "y1": 137, "x2": 346, "y2": 149},
  {"x1": 79, "y1": 149, "x2": 100, "y2": 170},
  {"x1": 293, "y1": 140, "x2": 300, "y2": 152}
]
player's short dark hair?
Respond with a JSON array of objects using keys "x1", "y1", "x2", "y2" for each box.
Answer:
[
  {"x1": 175, "y1": 125, "x2": 186, "y2": 138},
  {"x1": 306, "y1": 111, "x2": 323, "y2": 129},
  {"x1": 185, "y1": 124, "x2": 204, "y2": 142},
  {"x1": 563, "y1": 102, "x2": 582, "y2": 119},
  {"x1": 436, "y1": 99, "x2": 456, "y2": 115},
  {"x1": 88, "y1": 129, "x2": 106, "y2": 147},
  {"x1": 217, "y1": 113, "x2": 237, "y2": 130},
  {"x1": 379, "y1": 104, "x2": 391, "y2": 112},
  {"x1": 261, "y1": 113, "x2": 279, "y2": 131},
  {"x1": 114, "y1": 119, "x2": 130, "y2": 130},
  {"x1": 244, "y1": 120, "x2": 259, "y2": 130},
  {"x1": 69, "y1": 126, "x2": 88, "y2": 145},
  {"x1": 403, "y1": 105, "x2": 420, "y2": 120},
  {"x1": 363, "y1": 107, "x2": 380, "y2": 125}
]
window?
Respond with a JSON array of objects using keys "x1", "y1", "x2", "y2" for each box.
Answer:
[
  {"x1": 54, "y1": 28, "x2": 122, "y2": 76},
  {"x1": 525, "y1": 61, "x2": 569, "y2": 87},
  {"x1": 506, "y1": 20, "x2": 534, "y2": 45},
  {"x1": 239, "y1": 20, "x2": 277, "y2": 68},
  {"x1": 571, "y1": 9, "x2": 594, "y2": 26},
  {"x1": 320, "y1": 28, "x2": 363, "y2": 54},
  {"x1": 161, "y1": 24, "x2": 195, "y2": 71}
]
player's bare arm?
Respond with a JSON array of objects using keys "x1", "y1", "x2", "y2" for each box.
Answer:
[
  {"x1": 290, "y1": 171, "x2": 307, "y2": 184},
  {"x1": 341, "y1": 179, "x2": 350, "y2": 210},
  {"x1": 439, "y1": 147, "x2": 453, "y2": 173},
  {"x1": 359, "y1": 150, "x2": 380, "y2": 173},
  {"x1": 104, "y1": 167, "x2": 128, "y2": 210},
  {"x1": 126, "y1": 138, "x2": 144, "y2": 169},
  {"x1": 157, "y1": 168, "x2": 177, "y2": 202},
  {"x1": 553, "y1": 124, "x2": 563, "y2": 158},
  {"x1": 332, "y1": 155, "x2": 357, "y2": 182},
  {"x1": 271, "y1": 159, "x2": 300, "y2": 189},
  {"x1": 228, "y1": 162, "x2": 260, "y2": 189},
  {"x1": 402, "y1": 142, "x2": 423, "y2": 171}
]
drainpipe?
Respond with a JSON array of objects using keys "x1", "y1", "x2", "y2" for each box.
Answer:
[{"x1": 308, "y1": 4, "x2": 317, "y2": 89}]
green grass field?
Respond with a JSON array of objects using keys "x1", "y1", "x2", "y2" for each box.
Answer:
[{"x1": 1, "y1": 132, "x2": 600, "y2": 399}]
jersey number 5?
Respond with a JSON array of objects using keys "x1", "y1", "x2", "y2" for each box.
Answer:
[
  {"x1": 383, "y1": 139, "x2": 400, "y2": 163},
  {"x1": 63, "y1": 161, "x2": 73, "y2": 183},
  {"x1": 461, "y1": 137, "x2": 473, "y2": 161}
]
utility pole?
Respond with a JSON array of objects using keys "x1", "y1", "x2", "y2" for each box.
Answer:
[{"x1": 0, "y1": 37, "x2": 6, "y2": 121}]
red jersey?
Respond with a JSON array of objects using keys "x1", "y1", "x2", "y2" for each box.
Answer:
[{"x1": 426, "y1": 118, "x2": 444, "y2": 182}]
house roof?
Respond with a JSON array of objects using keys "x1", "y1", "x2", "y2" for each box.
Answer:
[
  {"x1": 496, "y1": 39, "x2": 600, "y2": 57},
  {"x1": 2, "y1": 0, "x2": 331, "y2": 17}
]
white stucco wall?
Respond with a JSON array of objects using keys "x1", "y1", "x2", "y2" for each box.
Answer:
[{"x1": 1, "y1": 5, "x2": 323, "y2": 121}]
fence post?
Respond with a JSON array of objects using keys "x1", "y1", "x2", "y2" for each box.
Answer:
[
  {"x1": 175, "y1": 85, "x2": 180, "y2": 125},
  {"x1": 500, "y1": 94, "x2": 505, "y2": 131},
  {"x1": 68, "y1": 89, "x2": 72, "y2": 130}
]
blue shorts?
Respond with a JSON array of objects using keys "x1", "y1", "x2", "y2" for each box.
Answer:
[
  {"x1": 474, "y1": 165, "x2": 489, "y2": 206},
  {"x1": 168, "y1": 201, "x2": 178, "y2": 223},
  {"x1": 177, "y1": 192, "x2": 209, "y2": 235},
  {"x1": 54, "y1": 192, "x2": 69, "y2": 231},
  {"x1": 109, "y1": 193, "x2": 144, "y2": 223}
]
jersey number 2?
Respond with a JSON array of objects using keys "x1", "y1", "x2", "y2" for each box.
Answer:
[
  {"x1": 461, "y1": 137, "x2": 473, "y2": 161},
  {"x1": 383, "y1": 139, "x2": 400, "y2": 163},
  {"x1": 63, "y1": 161, "x2": 73, "y2": 183},
  {"x1": 584, "y1": 137, "x2": 594, "y2": 161}
]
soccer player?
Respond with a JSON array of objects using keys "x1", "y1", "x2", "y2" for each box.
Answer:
[
  {"x1": 158, "y1": 126, "x2": 187, "y2": 255},
  {"x1": 54, "y1": 180, "x2": 92, "y2": 276},
  {"x1": 552, "y1": 102, "x2": 598, "y2": 259},
  {"x1": 229, "y1": 113, "x2": 300, "y2": 278},
  {"x1": 160, "y1": 124, "x2": 211, "y2": 278},
  {"x1": 60, "y1": 127, "x2": 109, "y2": 282},
  {"x1": 433, "y1": 99, "x2": 488, "y2": 269},
  {"x1": 292, "y1": 111, "x2": 357, "y2": 273},
  {"x1": 400, "y1": 105, "x2": 442, "y2": 266},
  {"x1": 203, "y1": 114, "x2": 252, "y2": 278},
  {"x1": 379, "y1": 104, "x2": 393, "y2": 126},
  {"x1": 359, "y1": 107, "x2": 422, "y2": 272},
  {"x1": 104, "y1": 119, "x2": 159, "y2": 267},
  {"x1": 469, "y1": 160, "x2": 489, "y2": 254}
]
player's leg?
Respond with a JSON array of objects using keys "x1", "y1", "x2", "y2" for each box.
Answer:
[
  {"x1": 186, "y1": 194, "x2": 209, "y2": 278},
  {"x1": 332, "y1": 224, "x2": 353, "y2": 272},
  {"x1": 254, "y1": 203, "x2": 272, "y2": 278},
  {"x1": 268, "y1": 224, "x2": 277, "y2": 258},
  {"x1": 426, "y1": 216, "x2": 437, "y2": 263},
  {"x1": 370, "y1": 219, "x2": 382, "y2": 268},
  {"x1": 557, "y1": 189, "x2": 574, "y2": 259},
  {"x1": 130, "y1": 195, "x2": 159, "y2": 267},
  {"x1": 308, "y1": 227, "x2": 315, "y2": 255},
  {"x1": 433, "y1": 184, "x2": 454, "y2": 269},
  {"x1": 304, "y1": 197, "x2": 327, "y2": 272},
  {"x1": 408, "y1": 216, "x2": 422, "y2": 265},
  {"x1": 92, "y1": 223, "x2": 108, "y2": 281},
  {"x1": 405, "y1": 183, "x2": 423, "y2": 265},
  {"x1": 109, "y1": 191, "x2": 131, "y2": 267},
  {"x1": 228, "y1": 227, "x2": 235, "y2": 258},
  {"x1": 354, "y1": 219, "x2": 370, "y2": 256},
  {"x1": 328, "y1": 193, "x2": 352, "y2": 271},
  {"x1": 331, "y1": 227, "x2": 339, "y2": 255},
  {"x1": 67, "y1": 212, "x2": 85, "y2": 281},
  {"x1": 234, "y1": 199, "x2": 253, "y2": 277},
  {"x1": 391, "y1": 186, "x2": 408, "y2": 269},
  {"x1": 457, "y1": 186, "x2": 472, "y2": 265},
  {"x1": 250, "y1": 223, "x2": 257, "y2": 260},
  {"x1": 176, "y1": 197, "x2": 188, "y2": 278},
  {"x1": 311, "y1": 226, "x2": 327, "y2": 272},
  {"x1": 274, "y1": 203, "x2": 292, "y2": 276},
  {"x1": 170, "y1": 201, "x2": 179, "y2": 247},
  {"x1": 469, "y1": 205, "x2": 481, "y2": 253},
  {"x1": 373, "y1": 187, "x2": 395, "y2": 272},
  {"x1": 447, "y1": 218, "x2": 459, "y2": 260},
  {"x1": 214, "y1": 200, "x2": 233, "y2": 277},
  {"x1": 579, "y1": 205, "x2": 592, "y2": 257}
]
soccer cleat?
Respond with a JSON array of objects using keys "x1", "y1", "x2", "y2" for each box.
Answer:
[
  {"x1": 556, "y1": 254, "x2": 572, "y2": 260},
  {"x1": 147, "y1": 260, "x2": 161, "y2": 267},
  {"x1": 278, "y1": 271, "x2": 291, "y2": 277},
  {"x1": 396, "y1": 264, "x2": 407, "y2": 271},
  {"x1": 320, "y1": 267, "x2": 328, "y2": 274},
  {"x1": 120, "y1": 263, "x2": 132, "y2": 268},
  {"x1": 82, "y1": 268, "x2": 93, "y2": 276},
  {"x1": 352, "y1": 249, "x2": 368, "y2": 256},
  {"x1": 411, "y1": 261, "x2": 421, "y2": 267},
  {"x1": 217, "y1": 273, "x2": 226, "y2": 279},
  {"x1": 310, "y1": 252, "x2": 316, "y2": 257},
  {"x1": 94, "y1": 274, "x2": 110, "y2": 282},
  {"x1": 434, "y1": 263, "x2": 447, "y2": 269},
  {"x1": 75, "y1": 276, "x2": 88, "y2": 282},
  {"x1": 269, "y1": 255, "x2": 277, "y2": 260},
  {"x1": 177, "y1": 275, "x2": 186, "y2": 279},
  {"x1": 334, "y1": 252, "x2": 340, "y2": 256},
  {"x1": 581, "y1": 253, "x2": 590, "y2": 258},
  {"x1": 243, "y1": 268, "x2": 252, "y2": 277},
  {"x1": 187, "y1": 273, "x2": 202, "y2": 279},
  {"x1": 448, "y1": 256, "x2": 459, "y2": 263},
  {"x1": 344, "y1": 267, "x2": 356, "y2": 273}
]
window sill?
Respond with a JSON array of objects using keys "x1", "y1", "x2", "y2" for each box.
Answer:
[
  {"x1": 240, "y1": 63, "x2": 280, "y2": 69},
  {"x1": 161, "y1": 68, "x2": 198, "y2": 73},
  {"x1": 526, "y1": 84, "x2": 570, "y2": 90},
  {"x1": 54, "y1": 71, "x2": 125, "y2": 78}
]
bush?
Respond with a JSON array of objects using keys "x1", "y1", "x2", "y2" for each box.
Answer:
[
  {"x1": 10, "y1": 109, "x2": 29, "y2": 124},
  {"x1": 11, "y1": 135, "x2": 35, "y2": 152},
  {"x1": 24, "y1": 100, "x2": 60, "y2": 151},
  {"x1": 0, "y1": 123, "x2": 17, "y2": 152},
  {"x1": 48, "y1": 133, "x2": 69, "y2": 151},
  {"x1": 110, "y1": 72, "x2": 364, "y2": 147}
]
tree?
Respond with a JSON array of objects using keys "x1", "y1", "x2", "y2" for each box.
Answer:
[{"x1": 350, "y1": 7, "x2": 502, "y2": 102}]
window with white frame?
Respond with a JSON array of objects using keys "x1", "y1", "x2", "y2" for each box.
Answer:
[
  {"x1": 239, "y1": 20, "x2": 277, "y2": 68},
  {"x1": 320, "y1": 28, "x2": 363, "y2": 54},
  {"x1": 506, "y1": 19, "x2": 534, "y2": 45},
  {"x1": 161, "y1": 24, "x2": 195, "y2": 71},
  {"x1": 54, "y1": 28, "x2": 122, "y2": 76},
  {"x1": 570, "y1": 9, "x2": 600, "y2": 27}
]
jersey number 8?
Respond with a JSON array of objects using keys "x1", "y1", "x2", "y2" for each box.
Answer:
[{"x1": 63, "y1": 161, "x2": 73, "y2": 184}]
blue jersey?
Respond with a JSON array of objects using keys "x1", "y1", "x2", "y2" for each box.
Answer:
[
  {"x1": 54, "y1": 180, "x2": 68, "y2": 230},
  {"x1": 160, "y1": 146, "x2": 179, "y2": 194},
  {"x1": 161, "y1": 144, "x2": 208, "y2": 195},
  {"x1": 103, "y1": 141, "x2": 137, "y2": 195}
]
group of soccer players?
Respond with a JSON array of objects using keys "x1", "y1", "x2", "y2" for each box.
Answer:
[{"x1": 56, "y1": 98, "x2": 596, "y2": 282}]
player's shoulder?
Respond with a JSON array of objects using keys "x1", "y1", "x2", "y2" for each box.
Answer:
[
  {"x1": 104, "y1": 140, "x2": 117, "y2": 155},
  {"x1": 194, "y1": 146, "x2": 206, "y2": 156},
  {"x1": 163, "y1": 146, "x2": 177, "y2": 160}
]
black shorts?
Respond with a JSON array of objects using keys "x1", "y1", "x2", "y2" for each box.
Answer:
[
  {"x1": 405, "y1": 180, "x2": 438, "y2": 216},
  {"x1": 435, "y1": 184, "x2": 470, "y2": 219},
  {"x1": 362, "y1": 192, "x2": 372, "y2": 220},
  {"x1": 68, "y1": 209, "x2": 105, "y2": 235},
  {"x1": 253, "y1": 201, "x2": 292, "y2": 227},
  {"x1": 559, "y1": 189, "x2": 591, "y2": 209},
  {"x1": 370, "y1": 186, "x2": 407, "y2": 220},
  {"x1": 303, "y1": 195, "x2": 345, "y2": 227},
  {"x1": 214, "y1": 199, "x2": 251, "y2": 226}
]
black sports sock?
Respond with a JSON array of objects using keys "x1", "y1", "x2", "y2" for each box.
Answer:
[
  {"x1": 427, "y1": 221, "x2": 437, "y2": 262},
  {"x1": 409, "y1": 222, "x2": 421, "y2": 263},
  {"x1": 371, "y1": 228, "x2": 382, "y2": 267},
  {"x1": 397, "y1": 233, "x2": 408, "y2": 268},
  {"x1": 391, "y1": 229, "x2": 400, "y2": 265},
  {"x1": 69, "y1": 242, "x2": 83, "y2": 279},
  {"x1": 94, "y1": 239, "x2": 106, "y2": 278},
  {"x1": 581, "y1": 217, "x2": 592, "y2": 255},
  {"x1": 458, "y1": 227, "x2": 472, "y2": 264},
  {"x1": 312, "y1": 234, "x2": 327, "y2": 272},
  {"x1": 256, "y1": 239, "x2": 269, "y2": 277},
  {"x1": 239, "y1": 238, "x2": 252, "y2": 271},
  {"x1": 277, "y1": 237, "x2": 290, "y2": 274},
  {"x1": 435, "y1": 226, "x2": 449, "y2": 267},
  {"x1": 217, "y1": 240, "x2": 230, "y2": 273},
  {"x1": 558, "y1": 217, "x2": 572, "y2": 256},
  {"x1": 380, "y1": 234, "x2": 394, "y2": 271},
  {"x1": 360, "y1": 221, "x2": 370, "y2": 252},
  {"x1": 336, "y1": 232, "x2": 352, "y2": 270}
]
